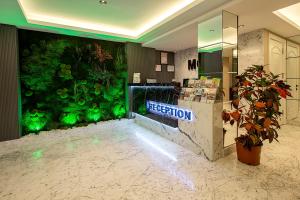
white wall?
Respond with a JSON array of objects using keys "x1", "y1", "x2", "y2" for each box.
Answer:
[
  {"x1": 175, "y1": 47, "x2": 198, "y2": 85},
  {"x1": 238, "y1": 29, "x2": 265, "y2": 74}
]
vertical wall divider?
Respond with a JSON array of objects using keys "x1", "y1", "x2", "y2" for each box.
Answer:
[{"x1": 0, "y1": 24, "x2": 21, "y2": 141}]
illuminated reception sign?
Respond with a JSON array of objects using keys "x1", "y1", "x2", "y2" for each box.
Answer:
[{"x1": 146, "y1": 101, "x2": 193, "y2": 121}]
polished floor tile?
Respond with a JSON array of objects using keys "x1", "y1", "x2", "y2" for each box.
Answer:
[{"x1": 0, "y1": 119, "x2": 299, "y2": 200}]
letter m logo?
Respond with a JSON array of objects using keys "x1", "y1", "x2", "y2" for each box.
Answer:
[{"x1": 188, "y1": 59, "x2": 197, "y2": 70}]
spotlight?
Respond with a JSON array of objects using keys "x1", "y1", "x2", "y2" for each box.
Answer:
[{"x1": 99, "y1": 0, "x2": 107, "y2": 5}]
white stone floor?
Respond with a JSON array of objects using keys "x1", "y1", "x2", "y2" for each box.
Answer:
[{"x1": 0, "y1": 119, "x2": 300, "y2": 200}]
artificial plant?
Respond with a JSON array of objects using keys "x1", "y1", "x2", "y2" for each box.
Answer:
[
  {"x1": 20, "y1": 30, "x2": 127, "y2": 135},
  {"x1": 222, "y1": 65, "x2": 291, "y2": 149}
]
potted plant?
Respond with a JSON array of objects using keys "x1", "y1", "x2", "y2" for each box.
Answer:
[{"x1": 222, "y1": 65, "x2": 291, "y2": 165}]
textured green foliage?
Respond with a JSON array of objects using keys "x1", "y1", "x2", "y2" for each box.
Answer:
[
  {"x1": 94, "y1": 83, "x2": 101, "y2": 95},
  {"x1": 60, "y1": 112, "x2": 79, "y2": 126},
  {"x1": 58, "y1": 64, "x2": 73, "y2": 80},
  {"x1": 57, "y1": 88, "x2": 69, "y2": 99},
  {"x1": 20, "y1": 31, "x2": 127, "y2": 135},
  {"x1": 138, "y1": 104, "x2": 147, "y2": 115},
  {"x1": 86, "y1": 104, "x2": 102, "y2": 122},
  {"x1": 22, "y1": 40, "x2": 69, "y2": 91},
  {"x1": 23, "y1": 110, "x2": 49, "y2": 133},
  {"x1": 112, "y1": 103, "x2": 126, "y2": 118}
]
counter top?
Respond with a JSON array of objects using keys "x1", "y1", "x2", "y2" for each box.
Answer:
[{"x1": 128, "y1": 83, "x2": 179, "y2": 87}]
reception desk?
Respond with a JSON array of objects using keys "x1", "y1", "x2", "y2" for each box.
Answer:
[
  {"x1": 177, "y1": 100, "x2": 223, "y2": 160},
  {"x1": 132, "y1": 97, "x2": 224, "y2": 161}
]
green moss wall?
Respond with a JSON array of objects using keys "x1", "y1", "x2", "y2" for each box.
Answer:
[{"x1": 19, "y1": 30, "x2": 127, "y2": 135}]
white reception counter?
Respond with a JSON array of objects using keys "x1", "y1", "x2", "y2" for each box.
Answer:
[{"x1": 134, "y1": 100, "x2": 224, "y2": 161}]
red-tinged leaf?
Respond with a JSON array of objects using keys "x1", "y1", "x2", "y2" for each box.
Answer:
[
  {"x1": 266, "y1": 100, "x2": 273, "y2": 108},
  {"x1": 255, "y1": 72, "x2": 262, "y2": 77},
  {"x1": 222, "y1": 111, "x2": 231, "y2": 123},
  {"x1": 255, "y1": 102, "x2": 266, "y2": 109},
  {"x1": 273, "y1": 103, "x2": 279, "y2": 112},
  {"x1": 230, "y1": 111, "x2": 241, "y2": 121},
  {"x1": 254, "y1": 124, "x2": 264, "y2": 132},
  {"x1": 263, "y1": 118, "x2": 272, "y2": 129},
  {"x1": 232, "y1": 99, "x2": 240, "y2": 109},
  {"x1": 244, "y1": 123, "x2": 253, "y2": 131},
  {"x1": 243, "y1": 80, "x2": 252, "y2": 86}
]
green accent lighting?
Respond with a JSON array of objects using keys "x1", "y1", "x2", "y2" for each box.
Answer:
[{"x1": 61, "y1": 113, "x2": 79, "y2": 126}]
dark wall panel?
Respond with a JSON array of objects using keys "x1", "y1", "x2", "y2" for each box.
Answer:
[
  {"x1": 126, "y1": 42, "x2": 174, "y2": 83},
  {"x1": 126, "y1": 42, "x2": 156, "y2": 83},
  {"x1": 0, "y1": 24, "x2": 20, "y2": 141}
]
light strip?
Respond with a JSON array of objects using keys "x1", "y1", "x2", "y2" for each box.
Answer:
[
  {"x1": 135, "y1": 132, "x2": 177, "y2": 162},
  {"x1": 136, "y1": 0, "x2": 197, "y2": 36},
  {"x1": 26, "y1": 13, "x2": 136, "y2": 38},
  {"x1": 17, "y1": 0, "x2": 200, "y2": 39}
]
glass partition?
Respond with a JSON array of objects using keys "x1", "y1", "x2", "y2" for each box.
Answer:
[
  {"x1": 222, "y1": 11, "x2": 238, "y2": 147},
  {"x1": 198, "y1": 14, "x2": 223, "y2": 79},
  {"x1": 128, "y1": 84, "x2": 180, "y2": 127},
  {"x1": 198, "y1": 11, "x2": 238, "y2": 147}
]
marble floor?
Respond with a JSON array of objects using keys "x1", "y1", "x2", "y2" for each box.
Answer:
[
  {"x1": 288, "y1": 117, "x2": 300, "y2": 127},
  {"x1": 0, "y1": 119, "x2": 300, "y2": 200}
]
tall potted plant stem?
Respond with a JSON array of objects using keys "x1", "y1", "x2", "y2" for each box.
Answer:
[{"x1": 223, "y1": 65, "x2": 291, "y2": 165}]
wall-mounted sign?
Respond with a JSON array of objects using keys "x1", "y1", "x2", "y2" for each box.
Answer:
[
  {"x1": 133, "y1": 73, "x2": 141, "y2": 83},
  {"x1": 155, "y1": 64, "x2": 161, "y2": 72},
  {"x1": 167, "y1": 65, "x2": 175, "y2": 72},
  {"x1": 146, "y1": 101, "x2": 193, "y2": 121},
  {"x1": 161, "y1": 52, "x2": 168, "y2": 64}
]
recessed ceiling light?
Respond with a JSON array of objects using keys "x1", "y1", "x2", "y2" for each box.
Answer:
[
  {"x1": 99, "y1": 0, "x2": 107, "y2": 5},
  {"x1": 274, "y1": 2, "x2": 300, "y2": 30}
]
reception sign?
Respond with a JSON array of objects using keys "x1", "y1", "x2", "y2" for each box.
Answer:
[{"x1": 146, "y1": 101, "x2": 193, "y2": 121}]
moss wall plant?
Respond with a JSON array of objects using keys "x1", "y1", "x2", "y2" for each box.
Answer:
[{"x1": 19, "y1": 30, "x2": 127, "y2": 135}]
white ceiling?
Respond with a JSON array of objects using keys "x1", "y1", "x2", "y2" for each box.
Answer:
[
  {"x1": 144, "y1": 0, "x2": 300, "y2": 52},
  {"x1": 143, "y1": 0, "x2": 240, "y2": 51},
  {"x1": 0, "y1": 0, "x2": 234, "y2": 42},
  {"x1": 1, "y1": 0, "x2": 300, "y2": 51},
  {"x1": 227, "y1": 0, "x2": 300, "y2": 37}
]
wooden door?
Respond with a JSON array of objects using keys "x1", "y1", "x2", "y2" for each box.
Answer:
[
  {"x1": 269, "y1": 34, "x2": 286, "y2": 124},
  {"x1": 287, "y1": 41, "x2": 300, "y2": 120}
]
